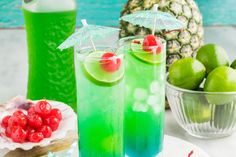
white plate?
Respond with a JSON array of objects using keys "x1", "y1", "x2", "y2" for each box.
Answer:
[{"x1": 164, "y1": 135, "x2": 210, "y2": 157}]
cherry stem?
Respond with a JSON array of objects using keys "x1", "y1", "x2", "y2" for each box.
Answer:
[{"x1": 188, "y1": 150, "x2": 194, "y2": 157}]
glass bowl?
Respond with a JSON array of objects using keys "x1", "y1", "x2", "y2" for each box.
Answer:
[{"x1": 166, "y1": 81, "x2": 236, "y2": 139}]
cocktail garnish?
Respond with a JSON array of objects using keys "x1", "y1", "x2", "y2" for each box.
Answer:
[
  {"x1": 143, "y1": 35, "x2": 162, "y2": 54},
  {"x1": 100, "y1": 52, "x2": 121, "y2": 73}
]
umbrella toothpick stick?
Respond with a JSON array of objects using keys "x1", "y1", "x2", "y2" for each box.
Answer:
[
  {"x1": 152, "y1": 4, "x2": 159, "y2": 35},
  {"x1": 152, "y1": 17, "x2": 157, "y2": 35},
  {"x1": 89, "y1": 36, "x2": 97, "y2": 51},
  {"x1": 81, "y1": 19, "x2": 97, "y2": 51}
]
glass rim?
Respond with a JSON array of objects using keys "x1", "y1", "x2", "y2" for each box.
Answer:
[
  {"x1": 117, "y1": 35, "x2": 166, "y2": 57},
  {"x1": 118, "y1": 35, "x2": 167, "y2": 46},
  {"x1": 76, "y1": 46, "x2": 124, "y2": 62},
  {"x1": 166, "y1": 79, "x2": 236, "y2": 95}
]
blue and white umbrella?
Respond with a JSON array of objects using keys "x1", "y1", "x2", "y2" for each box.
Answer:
[
  {"x1": 58, "y1": 19, "x2": 120, "y2": 51},
  {"x1": 120, "y1": 4, "x2": 185, "y2": 35}
]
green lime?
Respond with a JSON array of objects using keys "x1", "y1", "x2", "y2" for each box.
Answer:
[
  {"x1": 83, "y1": 51, "x2": 124, "y2": 85},
  {"x1": 231, "y1": 59, "x2": 236, "y2": 69},
  {"x1": 130, "y1": 39, "x2": 165, "y2": 64},
  {"x1": 169, "y1": 58, "x2": 206, "y2": 90},
  {"x1": 196, "y1": 44, "x2": 229, "y2": 74},
  {"x1": 183, "y1": 93, "x2": 211, "y2": 123},
  {"x1": 204, "y1": 66, "x2": 236, "y2": 104}
]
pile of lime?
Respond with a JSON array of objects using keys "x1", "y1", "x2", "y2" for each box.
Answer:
[{"x1": 168, "y1": 44, "x2": 236, "y2": 123}]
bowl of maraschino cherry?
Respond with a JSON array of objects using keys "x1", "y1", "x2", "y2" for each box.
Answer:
[
  {"x1": 0, "y1": 97, "x2": 76, "y2": 151},
  {"x1": 1, "y1": 100, "x2": 62, "y2": 143}
]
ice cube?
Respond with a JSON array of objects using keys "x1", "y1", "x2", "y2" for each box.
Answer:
[
  {"x1": 150, "y1": 81, "x2": 160, "y2": 94},
  {"x1": 134, "y1": 88, "x2": 148, "y2": 101},
  {"x1": 153, "y1": 104, "x2": 162, "y2": 114},
  {"x1": 147, "y1": 95, "x2": 158, "y2": 106},
  {"x1": 132, "y1": 102, "x2": 148, "y2": 112},
  {"x1": 147, "y1": 95, "x2": 163, "y2": 113}
]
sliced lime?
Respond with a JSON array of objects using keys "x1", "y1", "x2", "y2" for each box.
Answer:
[
  {"x1": 130, "y1": 39, "x2": 165, "y2": 64},
  {"x1": 83, "y1": 51, "x2": 124, "y2": 85}
]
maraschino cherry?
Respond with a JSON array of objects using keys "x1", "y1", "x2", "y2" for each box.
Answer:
[
  {"x1": 143, "y1": 35, "x2": 163, "y2": 54},
  {"x1": 100, "y1": 52, "x2": 121, "y2": 73}
]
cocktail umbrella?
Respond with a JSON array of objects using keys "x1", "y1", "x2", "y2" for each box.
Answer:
[
  {"x1": 120, "y1": 4, "x2": 184, "y2": 35},
  {"x1": 58, "y1": 19, "x2": 120, "y2": 51}
]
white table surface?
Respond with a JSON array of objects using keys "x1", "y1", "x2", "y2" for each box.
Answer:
[{"x1": 0, "y1": 27, "x2": 236, "y2": 157}]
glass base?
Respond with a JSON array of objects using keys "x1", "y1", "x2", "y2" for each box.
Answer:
[
  {"x1": 155, "y1": 152, "x2": 163, "y2": 157},
  {"x1": 125, "y1": 151, "x2": 163, "y2": 157}
]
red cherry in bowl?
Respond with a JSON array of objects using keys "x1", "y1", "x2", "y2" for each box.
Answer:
[
  {"x1": 35, "y1": 100, "x2": 52, "y2": 117},
  {"x1": 13, "y1": 110, "x2": 25, "y2": 117},
  {"x1": 44, "y1": 116, "x2": 60, "y2": 131},
  {"x1": 100, "y1": 52, "x2": 121, "y2": 73},
  {"x1": 8, "y1": 113, "x2": 27, "y2": 128},
  {"x1": 50, "y1": 108, "x2": 62, "y2": 121},
  {"x1": 143, "y1": 35, "x2": 163, "y2": 54},
  {"x1": 1, "y1": 115, "x2": 11, "y2": 128},
  {"x1": 11, "y1": 126, "x2": 27, "y2": 143},
  {"x1": 39, "y1": 125, "x2": 52, "y2": 138},
  {"x1": 28, "y1": 114, "x2": 43, "y2": 129},
  {"x1": 28, "y1": 132, "x2": 44, "y2": 143}
]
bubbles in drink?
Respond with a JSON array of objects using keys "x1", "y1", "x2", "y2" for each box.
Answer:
[
  {"x1": 132, "y1": 102, "x2": 149, "y2": 112},
  {"x1": 134, "y1": 88, "x2": 148, "y2": 101},
  {"x1": 23, "y1": 0, "x2": 76, "y2": 12},
  {"x1": 150, "y1": 81, "x2": 160, "y2": 94}
]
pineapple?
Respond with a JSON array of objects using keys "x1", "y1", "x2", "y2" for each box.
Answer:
[{"x1": 120, "y1": 0, "x2": 204, "y2": 69}]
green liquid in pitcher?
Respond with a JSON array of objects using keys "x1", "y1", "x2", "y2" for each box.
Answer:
[{"x1": 23, "y1": 9, "x2": 77, "y2": 111}]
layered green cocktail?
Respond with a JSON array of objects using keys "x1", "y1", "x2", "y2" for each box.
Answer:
[
  {"x1": 119, "y1": 35, "x2": 166, "y2": 157},
  {"x1": 76, "y1": 47, "x2": 125, "y2": 157}
]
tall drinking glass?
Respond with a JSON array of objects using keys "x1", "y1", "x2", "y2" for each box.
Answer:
[
  {"x1": 119, "y1": 36, "x2": 166, "y2": 157},
  {"x1": 22, "y1": 0, "x2": 77, "y2": 111},
  {"x1": 76, "y1": 46, "x2": 125, "y2": 157}
]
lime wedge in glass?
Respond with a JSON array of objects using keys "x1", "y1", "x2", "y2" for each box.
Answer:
[
  {"x1": 83, "y1": 51, "x2": 124, "y2": 85},
  {"x1": 130, "y1": 39, "x2": 165, "y2": 64}
]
